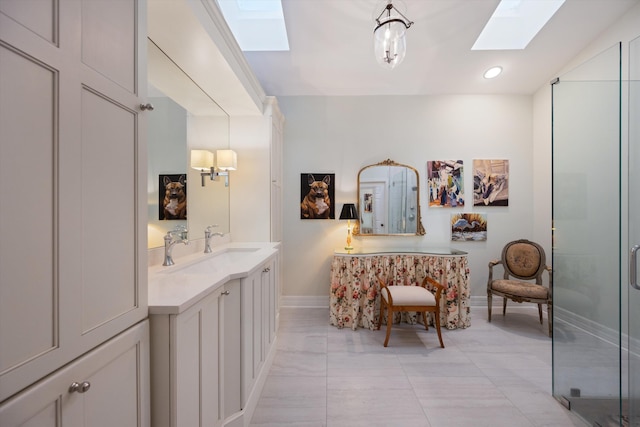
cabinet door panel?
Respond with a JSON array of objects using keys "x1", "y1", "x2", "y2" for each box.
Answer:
[
  {"x1": 0, "y1": 43, "x2": 57, "y2": 377},
  {"x1": 252, "y1": 273, "x2": 263, "y2": 375},
  {"x1": 83, "y1": 346, "x2": 140, "y2": 426},
  {"x1": 174, "y1": 290, "x2": 222, "y2": 427},
  {"x1": 174, "y1": 308, "x2": 202, "y2": 427},
  {"x1": 81, "y1": 0, "x2": 136, "y2": 93},
  {"x1": 241, "y1": 276, "x2": 255, "y2": 405},
  {"x1": 0, "y1": 321, "x2": 149, "y2": 427},
  {"x1": 79, "y1": 87, "x2": 137, "y2": 332},
  {"x1": 0, "y1": 0, "x2": 57, "y2": 44},
  {"x1": 224, "y1": 280, "x2": 241, "y2": 414}
]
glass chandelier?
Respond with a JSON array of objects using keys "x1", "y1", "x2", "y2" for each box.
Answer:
[{"x1": 373, "y1": 0, "x2": 414, "y2": 69}]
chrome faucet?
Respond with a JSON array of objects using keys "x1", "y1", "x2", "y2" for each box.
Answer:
[
  {"x1": 204, "y1": 225, "x2": 224, "y2": 253},
  {"x1": 163, "y1": 226, "x2": 189, "y2": 266}
]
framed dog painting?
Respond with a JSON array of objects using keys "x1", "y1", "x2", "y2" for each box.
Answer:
[
  {"x1": 300, "y1": 173, "x2": 335, "y2": 219},
  {"x1": 159, "y1": 174, "x2": 187, "y2": 220}
]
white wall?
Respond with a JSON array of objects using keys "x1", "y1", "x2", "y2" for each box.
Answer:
[
  {"x1": 278, "y1": 95, "x2": 535, "y2": 300},
  {"x1": 229, "y1": 115, "x2": 272, "y2": 242}
]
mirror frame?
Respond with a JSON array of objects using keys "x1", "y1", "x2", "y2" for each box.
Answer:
[{"x1": 354, "y1": 159, "x2": 426, "y2": 236}]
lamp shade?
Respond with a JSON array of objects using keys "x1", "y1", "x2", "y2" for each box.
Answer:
[
  {"x1": 339, "y1": 203, "x2": 359, "y2": 220},
  {"x1": 191, "y1": 149, "x2": 214, "y2": 170},
  {"x1": 216, "y1": 149, "x2": 237, "y2": 171}
]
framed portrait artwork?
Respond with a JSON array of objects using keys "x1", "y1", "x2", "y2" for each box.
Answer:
[
  {"x1": 300, "y1": 173, "x2": 335, "y2": 219},
  {"x1": 159, "y1": 174, "x2": 187, "y2": 220}
]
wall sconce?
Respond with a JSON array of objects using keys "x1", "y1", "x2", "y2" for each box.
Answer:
[
  {"x1": 339, "y1": 203, "x2": 359, "y2": 251},
  {"x1": 190, "y1": 149, "x2": 237, "y2": 187}
]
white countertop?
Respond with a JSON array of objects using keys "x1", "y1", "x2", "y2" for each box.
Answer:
[{"x1": 148, "y1": 242, "x2": 280, "y2": 315}]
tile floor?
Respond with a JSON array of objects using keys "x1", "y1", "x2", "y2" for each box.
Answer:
[{"x1": 248, "y1": 306, "x2": 589, "y2": 427}]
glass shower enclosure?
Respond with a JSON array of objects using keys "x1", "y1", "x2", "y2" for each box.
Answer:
[
  {"x1": 552, "y1": 38, "x2": 640, "y2": 426},
  {"x1": 551, "y1": 41, "x2": 622, "y2": 425}
]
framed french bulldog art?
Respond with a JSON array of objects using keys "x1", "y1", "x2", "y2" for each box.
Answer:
[
  {"x1": 300, "y1": 173, "x2": 335, "y2": 219},
  {"x1": 159, "y1": 174, "x2": 187, "y2": 220}
]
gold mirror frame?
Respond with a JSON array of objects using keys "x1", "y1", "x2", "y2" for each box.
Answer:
[{"x1": 354, "y1": 159, "x2": 426, "y2": 236}]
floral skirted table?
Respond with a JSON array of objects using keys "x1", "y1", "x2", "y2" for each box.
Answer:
[{"x1": 329, "y1": 249, "x2": 470, "y2": 330}]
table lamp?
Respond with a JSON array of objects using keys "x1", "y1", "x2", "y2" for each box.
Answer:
[{"x1": 339, "y1": 203, "x2": 359, "y2": 251}]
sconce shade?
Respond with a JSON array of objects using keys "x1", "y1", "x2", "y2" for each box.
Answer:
[
  {"x1": 216, "y1": 149, "x2": 237, "y2": 171},
  {"x1": 191, "y1": 149, "x2": 214, "y2": 170},
  {"x1": 339, "y1": 203, "x2": 359, "y2": 220}
]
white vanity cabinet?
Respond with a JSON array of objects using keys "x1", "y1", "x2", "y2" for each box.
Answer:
[
  {"x1": 240, "y1": 254, "x2": 279, "y2": 408},
  {"x1": 148, "y1": 244, "x2": 280, "y2": 427},
  {"x1": 0, "y1": 321, "x2": 149, "y2": 427},
  {"x1": 150, "y1": 279, "x2": 242, "y2": 427}
]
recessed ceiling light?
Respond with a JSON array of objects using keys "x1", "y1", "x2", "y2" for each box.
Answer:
[
  {"x1": 472, "y1": 0, "x2": 565, "y2": 50},
  {"x1": 216, "y1": 0, "x2": 290, "y2": 51},
  {"x1": 484, "y1": 66, "x2": 503, "y2": 79}
]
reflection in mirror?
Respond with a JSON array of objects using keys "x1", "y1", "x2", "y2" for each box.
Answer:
[
  {"x1": 147, "y1": 39, "x2": 230, "y2": 248},
  {"x1": 354, "y1": 159, "x2": 425, "y2": 236}
]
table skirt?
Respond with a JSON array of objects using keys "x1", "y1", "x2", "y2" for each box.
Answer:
[{"x1": 329, "y1": 254, "x2": 471, "y2": 330}]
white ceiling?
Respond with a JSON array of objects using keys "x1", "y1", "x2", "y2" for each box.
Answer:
[{"x1": 239, "y1": 0, "x2": 639, "y2": 97}]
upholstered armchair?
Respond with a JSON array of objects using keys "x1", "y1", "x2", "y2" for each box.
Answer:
[
  {"x1": 377, "y1": 276, "x2": 445, "y2": 348},
  {"x1": 487, "y1": 239, "x2": 552, "y2": 336}
]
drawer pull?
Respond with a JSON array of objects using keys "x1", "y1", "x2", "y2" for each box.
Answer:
[
  {"x1": 263, "y1": 267, "x2": 270, "y2": 273},
  {"x1": 221, "y1": 290, "x2": 230, "y2": 295},
  {"x1": 69, "y1": 381, "x2": 91, "y2": 393}
]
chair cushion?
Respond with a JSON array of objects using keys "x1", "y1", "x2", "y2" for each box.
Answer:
[
  {"x1": 381, "y1": 286, "x2": 436, "y2": 306},
  {"x1": 491, "y1": 279, "x2": 548, "y2": 299},
  {"x1": 505, "y1": 243, "x2": 541, "y2": 276}
]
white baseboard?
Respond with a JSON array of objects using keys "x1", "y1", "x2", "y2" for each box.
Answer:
[
  {"x1": 280, "y1": 295, "x2": 540, "y2": 310},
  {"x1": 280, "y1": 295, "x2": 329, "y2": 308}
]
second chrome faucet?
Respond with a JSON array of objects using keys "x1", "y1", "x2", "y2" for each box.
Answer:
[{"x1": 204, "y1": 225, "x2": 224, "y2": 253}]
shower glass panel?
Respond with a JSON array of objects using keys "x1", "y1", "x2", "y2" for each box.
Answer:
[
  {"x1": 629, "y1": 35, "x2": 640, "y2": 427},
  {"x1": 552, "y1": 43, "x2": 622, "y2": 425}
]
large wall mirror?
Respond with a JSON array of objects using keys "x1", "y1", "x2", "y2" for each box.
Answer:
[
  {"x1": 354, "y1": 159, "x2": 425, "y2": 236},
  {"x1": 147, "y1": 39, "x2": 230, "y2": 248}
]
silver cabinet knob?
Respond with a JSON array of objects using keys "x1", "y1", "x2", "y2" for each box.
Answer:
[
  {"x1": 140, "y1": 103, "x2": 154, "y2": 111},
  {"x1": 69, "y1": 381, "x2": 91, "y2": 393},
  {"x1": 221, "y1": 290, "x2": 230, "y2": 295}
]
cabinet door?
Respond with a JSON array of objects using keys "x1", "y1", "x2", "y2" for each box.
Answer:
[
  {"x1": 267, "y1": 257, "x2": 278, "y2": 345},
  {"x1": 0, "y1": 321, "x2": 149, "y2": 427},
  {"x1": 240, "y1": 269, "x2": 260, "y2": 405},
  {"x1": 0, "y1": 0, "x2": 147, "y2": 402},
  {"x1": 174, "y1": 289, "x2": 222, "y2": 427},
  {"x1": 223, "y1": 280, "x2": 241, "y2": 416}
]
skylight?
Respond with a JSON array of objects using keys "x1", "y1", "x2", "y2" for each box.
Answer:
[
  {"x1": 472, "y1": 0, "x2": 565, "y2": 50},
  {"x1": 216, "y1": 0, "x2": 290, "y2": 51}
]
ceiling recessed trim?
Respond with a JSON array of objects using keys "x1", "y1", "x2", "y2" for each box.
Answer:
[
  {"x1": 484, "y1": 66, "x2": 503, "y2": 79},
  {"x1": 472, "y1": 0, "x2": 565, "y2": 51}
]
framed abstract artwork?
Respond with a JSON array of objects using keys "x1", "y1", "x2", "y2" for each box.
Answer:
[
  {"x1": 426, "y1": 160, "x2": 464, "y2": 208},
  {"x1": 473, "y1": 159, "x2": 509, "y2": 206}
]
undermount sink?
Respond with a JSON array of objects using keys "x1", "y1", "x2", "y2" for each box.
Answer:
[
  {"x1": 223, "y1": 247, "x2": 260, "y2": 253},
  {"x1": 159, "y1": 247, "x2": 261, "y2": 275}
]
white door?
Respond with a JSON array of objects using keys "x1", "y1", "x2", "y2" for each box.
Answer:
[{"x1": 0, "y1": 0, "x2": 147, "y2": 402}]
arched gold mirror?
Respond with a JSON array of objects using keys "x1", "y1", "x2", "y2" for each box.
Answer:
[{"x1": 354, "y1": 159, "x2": 425, "y2": 236}]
